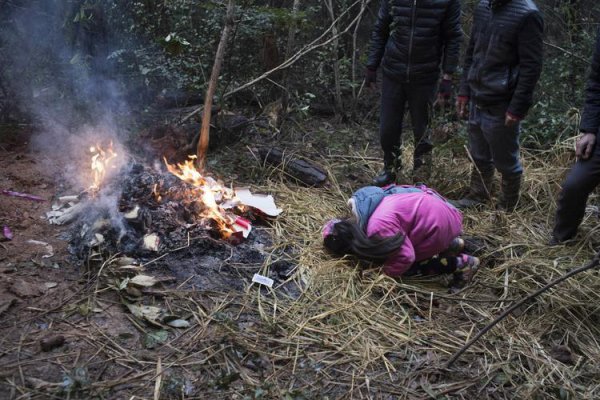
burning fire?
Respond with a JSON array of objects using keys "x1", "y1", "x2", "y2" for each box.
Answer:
[
  {"x1": 89, "y1": 142, "x2": 117, "y2": 192},
  {"x1": 164, "y1": 156, "x2": 240, "y2": 237}
]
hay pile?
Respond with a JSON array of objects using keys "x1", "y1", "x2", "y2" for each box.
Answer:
[{"x1": 257, "y1": 137, "x2": 600, "y2": 398}]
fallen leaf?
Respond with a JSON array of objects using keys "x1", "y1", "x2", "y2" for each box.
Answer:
[
  {"x1": 10, "y1": 280, "x2": 43, "y2": 298},
  {"x1": 129, "y1": 274, "x2": 159, "y2": 287},
  {"x1": 167, "y1": 319, "x2": 190, "y2": 328},
  {"x1": 44, "y1": 282, "x2": 58, "y2": 289},
  {"x1": 115, "y1": 257, "x2": 136, "y2": 266},
  {"x1": 143, "y1": 330, "x2": 169, "y2": 349},
  {"x1": 126, "y1": 303, "x2": 163, "y2": 324}
]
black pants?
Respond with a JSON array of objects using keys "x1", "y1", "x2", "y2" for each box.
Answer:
[
  {"x1": 379, "y1": 76, "x2": 437, "y2": 168},
  {"x1": 553, "y1": 144, "x2": 600, "y2": 241}
]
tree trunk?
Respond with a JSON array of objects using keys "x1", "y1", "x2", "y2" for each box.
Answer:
[
  {"x1": 196, "y1": 0, "x2": 235, "y2": 170},
  {"x1": 324, "y1": 0, "x2": 343, "y2": 114},
  {"x1": 281, "y1": 0, "x2": 301, "y2": 113}
]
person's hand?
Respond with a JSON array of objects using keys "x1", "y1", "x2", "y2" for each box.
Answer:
[
  {"x1": 436, "y1": 78, "x2": 453, "y2": 107},
  {"x1": 505, "y1": 113, "x2": 521, "y2": 127},
  {"x1": 365, "y1": 68, "x2": 377, "y2": 89},
  {"x1": 456, "y1": 96, "x2": 469, "y2": 120},
  {"x1": 576, "y1": 132, "x2": 596, "y2": 160}
]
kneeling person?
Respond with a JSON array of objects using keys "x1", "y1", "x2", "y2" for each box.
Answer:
[{"x1": 323, "y1": 185, "x2": 479, "y2": 280}]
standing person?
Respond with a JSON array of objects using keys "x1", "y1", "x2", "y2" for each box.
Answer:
[
  {"x1": 551, "y1": 29, "x2": 600, "y2": 244},
  {"x1": 365, "y1": 0, "x2": 462, "y2": 186},
  {"x1": 453, "y1": 0, "x2": 544, "y2": 210},
  {"x1": 322, "y1": 184, "x2": 479, "y2": 281}
]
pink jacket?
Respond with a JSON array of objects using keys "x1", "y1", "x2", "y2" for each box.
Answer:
[{"x1": 366, "y1": 191, "x2": 463, "y2": 277}]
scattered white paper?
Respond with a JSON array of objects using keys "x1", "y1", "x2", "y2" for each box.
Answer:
[
  {"x1": 252, "y1": 273, "x2": 274, "y2": 288},
  {"x1": 235, "y1": 188, "x2": 282, "y2": 217},
  {"x1": 143, "y1": 233, "x2": 160, "y2": 251}
]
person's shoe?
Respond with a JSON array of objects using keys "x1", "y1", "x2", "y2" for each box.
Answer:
[
  {"x1": 548, "y1": 236, "x2": 561, "y2": 246},
  {"x1": 449, "y1": 197, "x2": 485, "y2": 209},
  {"x1": 443, "y1": 237, "x2": 465, "y2": 257},
  {"x1": 372, "y1": 169, "x2": 396, "y2": 187},
  {"x1": 454, "y1": 254, "x2": 480, "y2": 282}
]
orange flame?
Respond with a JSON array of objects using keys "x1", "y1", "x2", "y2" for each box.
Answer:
[
  {"x1": 164, "y1": 156, "x2": 238, "y2": 237},
  {"x1": 89, "y1": 141, "x2": 117, "y2": 192}
]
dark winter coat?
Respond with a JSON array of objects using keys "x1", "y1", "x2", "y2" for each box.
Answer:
[
  {"x1": 580, "y1": 29, "x2": 600, "y2": 135},
  {"x1": 366, "y1": 0, "x2": 462, "y2": 84},
  {"x1": 458, "y1": 0, "x2": 544, "y2": 118}
]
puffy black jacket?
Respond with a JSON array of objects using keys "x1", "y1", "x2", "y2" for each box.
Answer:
[
  {"x1": 581, "y1": 29, "x2": 600, "y2": 135},
  {"x1": 458, "y1": 0, "x2": 543, "y2": 117},
  {"x1": 367, "y1": 0, "x2": 462, "y2": 84}
]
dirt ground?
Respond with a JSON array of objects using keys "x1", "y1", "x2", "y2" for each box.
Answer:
[{"x1": 0, "y1": 118, "x2": 379, "y2": 400}]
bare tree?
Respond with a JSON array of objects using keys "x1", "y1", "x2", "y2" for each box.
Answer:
[{"x1": 196, "y1": 0, "x2": 235, "y2": 170}]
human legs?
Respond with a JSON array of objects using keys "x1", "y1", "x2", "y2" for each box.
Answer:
[
  {"x1": 552, "y1": 149, "x2": 600, "y2": 242},
  {"x1": 407, "y1": 82, "x2": 437, "y2": 181},
  {"x1": 405, "y1": 254, "x2": 479, "y2": 281},
  {"x1": 375, "y1": 76, "x2": 407, "y2": 186},
  {"x1": 479, "y1": 108, "x2": 523, "y2": 210},
  {"x1": 452, "y1": 103, "x2": 495, "y2": 208}
]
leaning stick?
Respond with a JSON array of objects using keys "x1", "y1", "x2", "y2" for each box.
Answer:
[
  {"x1": 447, "y1": 250, "x2": 600, "y2": 367},
  {"x1": 196, "y1": 0, "x2": 235, "y2": 170}
]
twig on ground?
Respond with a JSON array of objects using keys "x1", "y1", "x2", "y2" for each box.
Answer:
[{"x1": 447, "y1": 250, "x2": 600, "y2": 367}]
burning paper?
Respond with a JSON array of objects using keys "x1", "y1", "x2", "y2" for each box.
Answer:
[
  {"x1": 164, "y1": 156, "x2": 239, "y2": 237},
  {"x1": 234, "y1": 188, "x2": 282, "y2": 217},
  {"x1": 89, "y1": 142, "x2": 118, "y2": 192}
]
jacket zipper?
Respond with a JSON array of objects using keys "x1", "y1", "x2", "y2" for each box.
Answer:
[{"x1": 406, "y1": 0, "x2": 417, "y2": 82}]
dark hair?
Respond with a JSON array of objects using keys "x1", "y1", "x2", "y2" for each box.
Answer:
[{"x1": 323, "y1": 219, "x2": 404, "y2": 262}]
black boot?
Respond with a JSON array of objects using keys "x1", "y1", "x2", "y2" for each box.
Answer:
[
  {"x1": 373, "y1": 169, "x2": 396, "y2": 187},
  {"x1": 373, "y1": 152, "x2": 399, "y2": 187},
  {"x1": 451, "y1": 168, "x2": 494, "y2": 209},
  {"x1": 498, "y1": 173, "x2": 522, "y2": 211}
]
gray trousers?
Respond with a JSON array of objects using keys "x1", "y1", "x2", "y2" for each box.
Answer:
[
  {"x1": 468, "y1": 102, "x2": 523, "y2": 177},
  {"x1": 379, "y1": 76, "x2": 437, "y2": 169},
  {"x1": 553, "y1": 141, "x2": 600, "y2": 241}
]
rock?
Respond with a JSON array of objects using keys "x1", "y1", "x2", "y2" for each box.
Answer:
[{"x1": 40, "y1": 335, "x2": 65, "y2": 352}]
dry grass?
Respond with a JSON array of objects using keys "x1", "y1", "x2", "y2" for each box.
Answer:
[{"x1": 254, "y1": 136, "x2": 600, "y2": 398}]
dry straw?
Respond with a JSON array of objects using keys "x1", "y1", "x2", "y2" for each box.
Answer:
[{"x1": 256, "y1": 137, "x2": 600, "y2": 398}]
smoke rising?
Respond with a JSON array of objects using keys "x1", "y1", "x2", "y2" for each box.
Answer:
[
  {"x1": 0, "y1": 1, "x2": 136, "y2": 233},
  {"x1": 0, "y1": 1, "x2": 128, "y2": 169}
]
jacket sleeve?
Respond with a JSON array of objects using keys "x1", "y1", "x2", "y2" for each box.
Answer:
[
  {"x1": 458, "y1": 21, "x2": 476, "y2": 97},
  {"x1": 580, "y1": 29, "x2": 600, "y2": 135},
  {"x1": 441, "y1": 0, "x2": 462, "y2": 75},
  {"x1": 366, "y1": 0, "x2": 391, "y2": 70},
  {"x1": 383, "y1": 237, "x2": 415, "y2": 277},
  {"x1": 507, "y1": 11, "x2": 544, "y2": 118}
]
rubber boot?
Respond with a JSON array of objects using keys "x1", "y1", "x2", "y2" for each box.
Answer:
[
  {"x1": 451, "y1": 167, "x2": 494, "y2": 209},
  {"x1": 498, "y1": 173, "x2": 522, "y2": 211}
]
